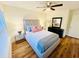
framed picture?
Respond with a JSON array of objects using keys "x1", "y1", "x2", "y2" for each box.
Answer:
[{"x1": 52, "y1": 17, "x2": 62, "y2": 28}]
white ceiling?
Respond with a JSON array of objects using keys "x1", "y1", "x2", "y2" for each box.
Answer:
[{"x1": 1, "y1": 1, "x2": 79, "y2": 11}]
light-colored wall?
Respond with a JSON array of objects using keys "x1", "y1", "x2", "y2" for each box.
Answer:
[
  {"x1": 66, "y1": 10, "x2": 73, "y2": 35},
  {"x1": 67, "y1": 9, "x2": 79, "y2": 38},
  {"x1": 2, "y1": 4, "x2": 46, "y2": 42},
  {"x1": 45, "y1": 9, "x2": 70, "y2": 37}
]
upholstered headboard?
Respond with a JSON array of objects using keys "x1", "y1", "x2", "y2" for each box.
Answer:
[{"x1": 23, "y1": 19, "x2": 39, "y2": 32}]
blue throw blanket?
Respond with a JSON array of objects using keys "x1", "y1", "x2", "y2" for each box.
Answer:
[
  {"x1": 37, "y1": 42, "x2": 45, "y2": 53},
  {"x1": 37, "y1": 34, "x2": 59, "y2": 53}
]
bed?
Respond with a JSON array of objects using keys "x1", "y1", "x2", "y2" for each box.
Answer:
[{"x1": 23, "y1": 19, "x2": 60, "y2": 58}]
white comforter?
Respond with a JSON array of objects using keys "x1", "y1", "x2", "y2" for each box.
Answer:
[{"x1": 25, "y1": 30, "x2": 59, "y2": 53}]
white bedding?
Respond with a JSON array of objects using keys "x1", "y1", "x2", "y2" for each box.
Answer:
[
  {"x1": 25, "y1": 30, "x2": 59, "y2": 57},
  {"x1": 26, "y1": 30, "x2": 57, "y2": 46}
]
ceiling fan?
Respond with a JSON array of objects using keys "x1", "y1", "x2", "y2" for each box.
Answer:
[{"x1": 37, "y1": 1, "x2": 63, "y2": 11}]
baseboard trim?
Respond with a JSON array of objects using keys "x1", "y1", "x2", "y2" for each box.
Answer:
[{"x1": 66, "y1": 35, "x2": 79, "y2": 39}]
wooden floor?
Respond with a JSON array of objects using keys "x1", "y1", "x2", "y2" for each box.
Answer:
[{"x1": 12, "y1": 36, "x2": 79, "y2": 58}]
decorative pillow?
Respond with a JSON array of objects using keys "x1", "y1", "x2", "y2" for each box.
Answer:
[
  {"x1": 32, "y1": 25, "x2": 43, "y2": 32},
  {"x1": 37, "y1": 25, "x2": 43, "y2": 31},
  {"x1": 32, "y1": 26, "x2": 38, "y2": 32},
  {"x1": 26, "y1": 26, "x2": 32, "y2": 32}
]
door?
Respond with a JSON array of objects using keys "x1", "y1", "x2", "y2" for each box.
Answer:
[
  {"x1": 0, "y1": 10, "x2": 9, "y2": 57},
  {"x1": 68, "y1": 11, "x2": 79, "y2": 38}
]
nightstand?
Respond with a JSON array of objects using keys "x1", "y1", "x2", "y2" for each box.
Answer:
[
  {"x1": 15, "y1": 34, "x2": 24, "y2": 41},
  {"x1": 15, "y1": 31, "x2": 24, "y2": 41}
]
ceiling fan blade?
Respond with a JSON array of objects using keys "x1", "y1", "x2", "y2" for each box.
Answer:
[
  {"x1": 37, "y1": 6, "x2": 47, "y2": 8},
  {"x1": 51, "y1": 4, "x2": 63, "y2": 7},
  {"x1": 50, "y1": 7, "x2": 55, "y2": 11}
]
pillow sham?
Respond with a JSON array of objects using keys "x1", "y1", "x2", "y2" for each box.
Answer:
[
  {"x1": 32, "y1": 25, "x2": 43, "y2": 32},
  {"x1": 37, "y1": 25, "x2": 43, "y2": 31}
]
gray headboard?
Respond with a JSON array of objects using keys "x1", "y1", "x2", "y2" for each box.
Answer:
[{"x1": 23, "y1": 19, "x2": 39, "y2": 32}]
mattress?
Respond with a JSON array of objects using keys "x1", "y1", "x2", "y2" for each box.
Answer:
[{"x1": 25, "y1": 30, "x2": 59, "y2": 57}]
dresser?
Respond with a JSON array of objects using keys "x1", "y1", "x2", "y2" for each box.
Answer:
[{"x1": 48, "y1": 27, "x2": 64, "y2": 38}]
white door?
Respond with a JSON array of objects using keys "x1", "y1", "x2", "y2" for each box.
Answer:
[
  {"x1": 0, "y1": 10, "x2": 9, "y2": 57},
  {"x1": 68, "y1": 11, "x2": 79, "y2": 38}
]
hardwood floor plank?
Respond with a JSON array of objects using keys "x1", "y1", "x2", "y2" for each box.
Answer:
[
  {"x1": 31, "y1": 54, "x2": 37, "y2": 58},
  {"x1": 24, "y1": 51, "x2": 34, "y2": 58},
  {"x1": 12, "y1": 36, "x2": 79, "y2": 58}
]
